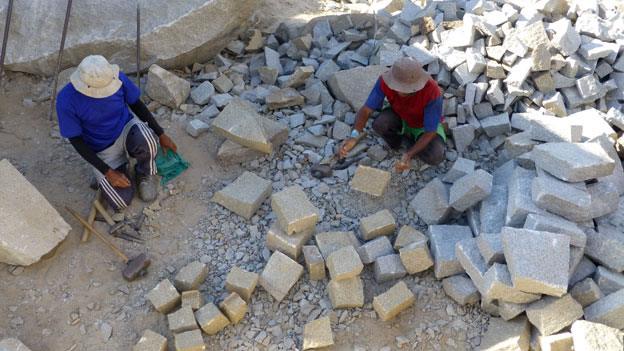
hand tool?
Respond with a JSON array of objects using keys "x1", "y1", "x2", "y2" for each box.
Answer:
[
  {"x1": 310, "y1": 131, "x2": 367, "y2": 179},
  {"x1": 66, "y1": 207, "x2": 150, "y2": 281},
  {"x1": 81, "y1": 189, "x2": 101, "y2": 242},
  {"x1": 109, "y1": 221, "x2": 144, "y2": 243}
]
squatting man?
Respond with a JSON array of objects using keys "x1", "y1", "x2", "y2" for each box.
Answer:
[
  {"x1": 339, "y1": 57, "x2": 446, "y2": 172},
  {"x1": 56, "y1": 55, "x2": 177, "y2": 211}
]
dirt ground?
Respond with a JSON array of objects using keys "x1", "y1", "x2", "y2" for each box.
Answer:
[{"x1": 0, "y1": 2, "x2": 490, "y2": 350}]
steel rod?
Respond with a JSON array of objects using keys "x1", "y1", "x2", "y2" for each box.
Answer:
[
  {"x1": 0, "y1": 0, "x2": 15, "y2": 86},
  {"x1": 136, "y1": 0, "x2": 141, "y2": 90},
  {"x1": 48, "y1": 0, "x2": 74, "y2": 121}
]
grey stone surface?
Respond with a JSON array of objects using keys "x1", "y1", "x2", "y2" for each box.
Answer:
[
  {"x1": 167, "y1": 306, "x2": 199, "y2": 333},
  {"x1": 146, "y1": 65, "x2": 191, "y2": 108},
  {"x1": 374, "y1": 254, "x2": 407, "y2": 283},
  {"x1": 480, "y1": 161, "x2": 514, "y2": 234},
  {"x1": 326, "y1": 246, "x2": 363, "y2": 281},
  {"x1": 302, "y1": 245, "x2": 325, "y2": 281},
  {"x1": 259, "y1": 251, "x2": 304, "y2": 302},
  {"x1": 212, "y1": 98, "x2": 272, "y2": 154},
  {"x1": 584, "y1": 226, "x2": 624, "y2": 272},
  {"x1": 410, "y1": 178, "x2": 452, "y2": 225},
  {"x1": 190, "y1": 81, "x2": 215, "y2": 105},
  {"x1": 399, "y1": 240, "x2": 434, "y2": 274},
  {"x1": 532, "y1": 173, "x2": 592, "y2": 222},
  {"x1": 569, "y1": 257, "x2": 597, "y2": 287},
  {"x1": 505, "y1": 132, "x2": 538, "y2": 159},
  {"x1": 357, "y1": 236, "x2": 394, "y2": 265},
  {"x1": 482, "y1": 263, "x2": 542, "y2": 305},
  {"x1": 455, "y1": 237, "x2": 489, "y2": 288},
  {"x1": 0, "y1": 159, "x2": 71, "y2": 266},
  {"x1": 175, "y1": 261, "x2": 208, "y2": 292},
  {"x1": 0, "y1": 338, "x2": 32, "y2": 351},
  {"x1": 359, "y1": 209, "x2": 396, "y2": 241},
  {"x1": 533, "y1": 142, "x2": 615, "y2": 183},
  {"x1": 216, "y1": 118, "x2": 288, "y2": 165},
  {"x1": 147, "y1": 279, "x2": 181, "y2": 314},
  {"x1": 315, "y1": 231, "x2": 360, "y2": 259},
  {"x1": 480, "y1": 113, "x2": 511, "y2": 137},
  {"x1": 506, "y1": 167, "x2": 544, "y2": 227},
  {"x1": 327, "y1": 65, "x2": 388, "y2": 109},
  {"x1": 186, "y1": 119, "x2": 210, "y2": 138},
  {"x1": 271, "y1": 185, "x2": 319, "y2": 235},
  {"x1": 476, "y1": 233, "x2": 504, "y2": 265},
  {"x1": 442, "y1": 274, "x2": 480, "y2": 305},
  {"x1": 429, "y1": 225, "x2": 473, "y2": 279},
  {"x1": 584, "y1": 289, "x2": 624, "y2": 330},
  {"x1": 443, "y1": 158, "x2": 475, "y2": 183},
  {"x1": 449, "y1": 169, "x2": 493, "y2": 212},
  {"x1": 594, "y1": 266, "x2": 624, "y2": 295},
  {"x1": 394, "y1": 226, "x2": 427, "y2": 250},
  {"x1": 265, "y1": 221, "x2": 313, "y2": 259},
  {"x1": 570, "y1": 278, "x2": 604, "y2": 307},
  {"x1": 351, "y1": 166, "x2": 391, "y2": 197},
  {"x1": 213, "y1": 172, "x2": 272, "y2": 220},
  {"x1": 526, "y1": 294, "x2": 584, "y2": 336},
  {"x1": 524, "y1": 213, "x2": 586, "y2": 248},
  {"x1": 502, "y1": 227, "x2": 570, "y2": 297},
  {"x1": 451, "y1": 124, "x2": 476, "y2": 153},
  {"x1": 588, "y1": 181, "x2": 619, "y2": 219},
  {"x1": 571, "y1": 320, "x2": 624, "y2": 351},
  {"x1": 498, "y1": 301, "x2": 528, "y2": 322},
  {"x1": 529, "y1": 115, "x2": 579, "y2": 143},
  {"x1": 479, "y1": 316, "x2": 530, "y2": 351},
  {"x1": 550, "y1": 18, "x2": 581, "y2": 56},
  {"x1": 266, "y1": 88, "x2": 305, "y2": 110}
]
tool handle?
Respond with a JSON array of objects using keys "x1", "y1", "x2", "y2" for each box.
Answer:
[
  {"x1": 66, "y1": 207, "x2": 129, "y2": 262},
  {"x1": 81, "y1": 190, "x2": 101, "y2": 242},
  {"x1": 93, "y1": 199, "x2": 116, "y2": 226}
]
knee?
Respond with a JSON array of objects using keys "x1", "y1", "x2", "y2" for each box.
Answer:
[
  {"x1": 421, "y1": 138, "x2": 446, "y2": 166},
  {"x1": 372, "y1": 116, "x2": 386, "y2": 135}
]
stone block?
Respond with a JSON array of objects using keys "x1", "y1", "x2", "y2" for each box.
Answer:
[
  {"x1": 566, "y1": 109, "x2": 616, "y2": 141},
  {"x1": 442, "y1": 274, "x2": 480, "y2": 305},
  {"x1": 225, "y1": 266, "x2": 258, "y2": 302},
  {"x1": 476, "y1": 233, "x2": 504, "y2": 265},
  {"x1": 266, "y1": 88, "x2": 305, "y2": 109},
  {"x1": 357, "y1": 236, "x2": 394, "y2": 264},
  {"x1": 168, "y1": 306, "x2": 199, "y2": 333},
  {"x1": 443, "y1": 158, "x2": 475, "y2": 184},
  {"x1": 550, "y1": 18, "x2": 580, "y2": 56},
  {"x1": 212, "y1": 98, "x2": 272, "y2": 154},
  {"x1": 303, "y1": 317, "x2": 334, "y2": 350},
  {"x1": 524, "y1": 213, "x2": 586, "y2": 248},
  {"x1": 212, "y1": 75, "x2": 234, "y2": 94},
  {"x1": 571, "y1": 320, "x2": 624, "y2": 351},
  {"x1": 302, "y1": 245, "x2": 325, "y2": 281},
  {"x1": 481, "y1": 113, "x2": 511, "y2": 137},
  {"x1": 526, "y1": 294, "x2": 584, "y2": 336},
  {"x1": 147, "y1": 279, "x2": 181, "y2": 314},
  {"x1": 588, "y1": 181, "x2": 619, "y2": 219},
  {"x1": 584, "y1": 226, "x2": 624, "y2": 272},
  {"x1": 265, "y1": 223, "x2": 314, "y2": 260},
  {"x1": 328, "y1": 276, "x2": 364, "y2": 309},
  {"x1": 315, "y1": 231, "x2": 360, "y2": 259},
  {"x1": 479, "y1": 317, "x2": 530, "y2": 351},
  {"x1": 529, "y1": 116, "x2": 579, "y2": 143},
  {"x1": 569, "y1": 257, "x2": 597, "y2": 287},
  {"x1": 326, "y1": 246, "x2": 363, "y2": 281},
  {"x1": 374, "y1": 254, "x2": 407, "y2": 283},
  {"x1": 576, "y1": 74, "x2": 603, "y2": 100},
  {"x1": 498, "y1": 301, "x2": 528, "y2": 321},
  {"x1": 190, "y1": 81, "x2": 215, "y2": 105},
  {"x1": 502, "y1": 227, "x2": 570, "y2": 297},
  {"x1": 146, "y1": 65, "x2": 190, "y2": 108},
  {"x1": 351, "y1": 166, "x2": 391, "y2": 197},
  {"x1": 429, "y1": 225, "x2": 474, "y2": 279},
  {"x1": 133, "y1": 330, "x2": 167, "y2": 351},
  {"x1": 0, "y1": 159, "x2": 71, "y2": 266},
  {"x1": 327, "y1": 65, "x2": 388, "y2": 110},
  {"x1": 186, "y1": 119, "x2": 210, "y2": 138},
  {"x1": 259, "y1": 251, "x2": 303, "y2": 302},
  {"x1": 480, "y1": 161, "x2": 515, "y2": 234},
  {"x1": 542, "y1": 92, "x2": 567, "y2": 117},
  {"x1": 373, "y1": 281, "x2": 415, "y2": 321},
  {"x1": 594, "y1": 266, "x2": 624, "y2": 295},
  {"x1": 213, "y1": 172, "x2": 272, "y2": 220},
  {"x1": 216, "y1": 118, "x2": 288, "y2": 164},
  {"x1": 410, "y1": 178, "x2": 452, "y2": 225},
  {"x1": 181, "y1": 291, "x2": 202, "y2": 311},
  {"x1": 195, "y1": 303, "x2": 229, "y2": 336},
  {"x1": 174, "y1": 330, "x2": 205, "y2": 351},
  {"x1": 584, "y1": 289, "x2": 624, "y2": 329},
  {"x1": 451, "y1": 124, "x2": 476, "y2": 152},
  {"x1": 394, "y1": 226, "x2": 427, "y2": 250},
  {"x1": 506, "y1": 167, "x2": 544, "y2": 226},
  {"x1": 449, "y1": 169, "x2": 493, "y2": 212},
  {"x1": 359, "y1": 209, "x2": 396, "y2": 241},
  {"x1": 532, "y1": 142, "x2": 615, "y2": 183},
  {"x1": 483, "y1": 263, "x2": 541, "y2": 304},
  {"x1": 399, "y1": 240, "x2": 434, "y2": 274},
  {"x1": 538, "y1": 333, "x2": 573, "y2": 351},
  {"x1": 455, "y1": 237, "x2": 489, "y2": 288},
  {"x1": 175, "y1": 261, "x2": 208, "y2": 292},
  {"x1": 219, "y1": 292, "x2": 248, "y2": 325},
  {"x1": 570, "y1": 278, "x2": 603, "y2": 307},
  {"x1": 505, "y1": 132, "x2": 537, "y2": 159},
  {"x1": 271, "y1": 186, "x2": 319, "y2": 235},
  {"x1": 532, "y1": 174, "x2": 592, "y2": 222}
]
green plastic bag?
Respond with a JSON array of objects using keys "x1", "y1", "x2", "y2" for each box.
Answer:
[{"x1": 155, "y1": 148, "x2": 189, "y2": 186}]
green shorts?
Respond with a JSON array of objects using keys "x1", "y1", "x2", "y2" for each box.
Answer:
[{"x1": 400, "y1": 120, "x2": 447, "y2": 142}]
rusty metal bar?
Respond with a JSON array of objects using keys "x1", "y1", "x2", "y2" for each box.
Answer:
[
  {"x1": 48, "y1": 0, "x2": 74, "y2": 121},
  {"x1": 0, "y1": 0, "x2": 15, "y2": 86}
]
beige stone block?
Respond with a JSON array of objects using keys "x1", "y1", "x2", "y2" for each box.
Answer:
[
  {"x1": 372, "y1": 281, "x2": 415, "y2": 321},
  {"x1": 303, "y1": 316, "x2": 334, "y2": 350},
  {"x1": 328, "y1": 276, "x2": 364, "y2": 309},
  {"x1": 259, "y1": 251, "x2": 304, "y2": 302},
  {"x1": 266, "y1": 222, "x2": 314, "y2": 260},
  {"x1": 538, "y1": 332, "x2": 573, "y2": 351},
  {"x1": 394, "y1": 225, "x2": 427, "y2": 250},
  {"x1": 195, "y1": 303, "x2": 229, "y2": 336},
  {"x1": 351, "y1": 165, "x2": 391, "y2": 197},
  {"x1": 326, "y1": 246, "x2": 363, "y2": 280},
  {"x1": 315, "y1": 231, "x2": 360, "y2": 259},
  {"x1": 303, "y1": 245, "x2": 326, "y2": 281},
  {"x1": 133, "y1": 330, "x2": 167, "y2": 351},
  {"x1": 271, "y1": 186, "x2": 319, "y2": 234},
  {"x1": 360, "y1": 209, "x2": 396, "y2": 241},
  {"x1": 225, "y1": 266, "x2": 259, "y2": 302},
  {"x1": 147, "y1": 279, "x2": 181, "y2": 314},
  {"x1": 181, "y1": 290, "x2": 202, "y2": 311},
  {"x1": 211, "y1": 97, "x2": 272, "y2": 153},
  {"x1": 174, "y1": 330, "x2": 205, "y2": 351},
  {"x1": 219, "y1": 292, "x2": 248, "y2": 325},
  {"x1": 399, "y1": 241, "x2": 434, "y2": 274},
  {"x1": 212, "y1": 171, "x2": 272, "y2": 220},
  {"x1": 168, "y1": 306, "x2": 199, "y2": 333},
  {"x1": 174, "y1": 261, "x2": 208, "y2": 291},
  {"x1": 479, "y1": 316, "x2": 530, "y2": 351}
]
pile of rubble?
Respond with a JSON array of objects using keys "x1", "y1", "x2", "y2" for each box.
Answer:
[{"x1": 131, "y1": 0, "x2": 624, "y2": 349}]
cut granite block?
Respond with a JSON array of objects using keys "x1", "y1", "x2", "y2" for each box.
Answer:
[
  {"x1": 584, "y1": 289, "x2": 624, "y2": 329},
  {"x1": 271, "y1": 186, "x2": 319, "y2": 235},
  {"x1": 195, "y1": 303, "x2": 229, "y2": 336},
  {"x1": 265, "y1": 222, "x2": 314, "y2": 260},
  {"x1": 410, "y1": 178, "x2": 452, "y2": 225},
  {"x1": 168, "y1": 306, "x2": 199, "y2": 333},
  {"x1": 480, "y1": 112, "x2": 511, "y2": 137},
  {"x1": 326, "y1": 246, "x2": 363, "y2": 280},
  {"x1": 479, "y1": 317, "x2": 530, "y2": 351},
  {"x1": 374, "y1": 254, "x2": 407, "y2": 283},
  {"x1": 532, "y1": 174, "x2": 592, "y2": 222},
  {"x1": 315, "y1": 231, "x2": 360, "y2": 259},
  {"x1": 526, "y1": 294, "x2": 584, "y2": 336},
  {"x1": 570, "y1": 278, "x2": 604, "y2": 307},
  {"x1": 147, "y1": 279, "x2": 181, "y2": 314},
  {"x1": 532, "y1": 142, "x2": 615, "y2": 183},
  {"x1": 351, "y1": 165, "x2": 391, "y2": 197},
  {"x1": 594, "y1": 266, "x2": 624, "y2": 295},
  {"x1": 225, "y1": 266, "x2": 259, "y2": 302},
  {"x1": 480, "y1": 161, "x2": 515, "y2": 234},
  {"x1": 357, "y1": 236, "x2": 394, "y2": 264},
  {"x1": 442, "y1": 274, "x2": 480, "y2": 305},
  {"x1": 259, "y1": 251, "x2": 304, "y2": 302},
  {"x1": 328, "y1": 276, "x2": 364, "y2": 309},
  {"x1": 442, "y1": 158, "x2": 475, "y2": 183},
  {"x1": 429, "y1": 225, "x2": 474, "y2": 279},
  {"x1": 211, "y1": 98, "x2": 272, "y2": 153},
  {"x1": 483, "y1": 263, "x2": 542, "y2": 304},
  {"x1": 174, "y1": 329, "x2": 205, "y2": 351},
  {"x1": 506, "y1": 167, "x2": 545, "y2": 227},
  {"x1": 302, "y1": 245, "x2": 326, "y2": 281},
  {"x1": 570, "y1": 320, "x2": 624, "y2": 351},
  {"x1": 394, "y1": 226, "x2": 427, "y2": 250},
  {"x1": 303, "y1": 317, "x2": 334, "y2": 350},
  {"x1": 498, "y1": 301, "x2": 528, "y2": 322},
  {"x1": 537, "y1": 333, "x2": 573, "y2": 351},
  {"x1": 372, "y1": 281, "x2": 415, "y2": 321},
  {"x1": 175, "y1": 261, "x2": 208, "y2": 292},
  {"x1": 212, "y1": 171, "x2": 272, "y2": 220},
  {"x1": 584, "y1": 226, "x2": 624, "y2": 272},
  {"x1": 399, "y1": 240, "x2": 434, "y2": 274},
  {"x1": 569, "y1": 257, "x2": 597, "y2": 287},
  {"x1": 219, "y1": 292, "x2": 248, "y2": 325},
  {"x1": 359, "y1": 210, "x2": 396, "y2": 241},
  {"x1": 524, "y1": 213, "x2": 586, "y2": 248},
  {"x1": 133, "y1": 330, "x2": 167, "y2": 351},
  {"x1": 502, "y1": 227, "x2": 570, "y2": 297},
  {"x1": 477, "y1": 233, "x2": 504, "y2": 265},
  {"x1": 449, "y1": 170, "x2": 493, "y2": 212},
  {"x1": 455, "y1": 237, "x2": 489, "y2": 288}
]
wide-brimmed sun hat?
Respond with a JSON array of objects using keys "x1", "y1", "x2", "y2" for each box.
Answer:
[
  {"x1": 382, "y1": 56, "x2": 431, "y2": 94},
  {"x1": 70, "y1": 55, "x2": 122, "y2": 98}
]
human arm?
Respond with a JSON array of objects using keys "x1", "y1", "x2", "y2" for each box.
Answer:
[
  {"x1": 395, "y1": 96, "x2": 442, "y2": 172},
  {"x1": 69, "y1": 137, "x2": 130, "y2": 187}
]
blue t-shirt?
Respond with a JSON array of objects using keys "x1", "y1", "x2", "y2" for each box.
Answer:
[{"x1": 56, "y1": 72, "x2": 141, "y2": 152}]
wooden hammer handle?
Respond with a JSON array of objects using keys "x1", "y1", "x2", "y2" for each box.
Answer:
[
  {"x1": 81, "y1": 190, "x2": 101, "y2": 242},
  {"x1": 66, "y1": 207, "x2": 129, "y2": 262}
]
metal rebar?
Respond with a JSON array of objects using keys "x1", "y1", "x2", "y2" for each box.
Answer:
[
  {"x1": 48, "y1": 0, "x2": 74, "y2": 121},
  {"x1": 136, "y1": 0, "x2": 141, "y2": 91},
  {"x1": 0, "y1": 0, "x2": 15, "y2": 86}
]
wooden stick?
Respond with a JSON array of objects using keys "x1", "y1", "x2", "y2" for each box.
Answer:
[
  {"x1": 93, "y1": 199, "x2": 115, "y2": 226},
  {"x1": 81, "y1": 190, "x2": 101, "y2": 242},
  {"x1": 66, "y1": 207, "x2": 128, "y2": 262}
]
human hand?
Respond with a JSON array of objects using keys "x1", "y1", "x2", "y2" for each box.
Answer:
[
  {"x1": 394, "y1": 154, "x2": 412, "y2": 173},
  {"x1": 338, "y1": 138, "x2": 358, "y2": 159},
  {"x1": 159, "y1": 133, "x2": 177, "y2": 154},
  {"x1": 105, "y1": 169, "x2": 131, "y2": 188}
]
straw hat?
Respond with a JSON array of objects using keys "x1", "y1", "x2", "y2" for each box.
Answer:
[
  {"x1": 70, "y1": 55, "x2": 122, "y2": 98},
  {"x1": 382, "y1": 56, "x2": 430, "y2": 94}
]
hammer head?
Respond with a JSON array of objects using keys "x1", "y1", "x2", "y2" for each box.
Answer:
[
  {"x1": 122, "y1": 253, "x2": 151, "y2": 281},
  {"x1": 311, "y1": 164, "x2": 332, "y2": 179}
]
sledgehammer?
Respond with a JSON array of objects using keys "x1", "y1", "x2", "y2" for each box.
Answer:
[{"x1": 66, "y1": 207, "x2": 151, "y2": 281}]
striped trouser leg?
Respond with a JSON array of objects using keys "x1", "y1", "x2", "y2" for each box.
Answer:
[
  {"x1": 98, "y1": 168, "x2": 134, "y2": 211},
  {"x1": 126, "y1": 123, "x2": 158, "y2": 177}
]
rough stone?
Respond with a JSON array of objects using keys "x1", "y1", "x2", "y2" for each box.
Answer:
[
  {"x1": 225, "y1": 266, "x2": 258, "y2": 302},
  {"x1": 0, "y1": 159, "x2": 71, "y2": 266},
  {"x1": 410, "y1": 178, "x2": 452, "y2": 225},
  {"x1": 449, "y1": 169, "x2": 493, "y2": 212},
  {"x1": 569, "y1": 257, "x2": 597, "y2": 287},
  {"x1": 550, "y1": 18, "x2": 581, "y2": 56},
  {"x1": 303, "y1": 317, "x2": 334, "y2": 350},
  {"x1": 542, "y1": 92, "x2": 567, "y2": 117},
  {"x1": 442, "y1": 274, "x2": 480, "y2": 305},
  {"x1": 429, "y1": 225, "x2": 473, "y2": 279},
  {"x1": 480, "y1": 113, "x2": 511, "y2": 137},
  {"x1": 524, "y1": 213, "x2": 586, "y2": 248},
  {"x1": 133, "y1": 330, "x2": 167, "y2": 351},
  {"x1": 374, "y1": 254, "x2": 407, "y2": 283},
  {"x1": 588, "y1": 181, "x2": 619, "y2": 219},
  {"x1": 359, "y1": 209, "x2": 396, "y2": 241},
  {"x1": 302, "y1": 245, "x2": 325, "y2": 281},
  {"x1": 451, "y1": 124, "x2": 476, "y2": 152},
  {"x1": 529, "y1": 116, "x2": 579, "y2": 143},
  {"x1": 146, "y1": 65, "x2": 190, "y2": 108},
  {"x1": 399, "y1": 240, "x2": 434, "y2": 275},
  {"x1": 328, "y1": 276, "x2": 364, "y2": 309},
  {"x1": 576, "y1": 74, "x2": 603, "y2": 101},
  {"x1": 326, "y1": 246, "x2": 363, "y2": 281},
  {"x1": 479, "y1": 317, "x2": 530, "y2": 351},
  {"x1": 351, "y1": 166, "x2": 391, "y2": 197},
  {"x1": 174, "y1": 329, "x2": 205, "y2": 351},
  {"x1": 186, "y1": 119, "x2": 210, "y2": 138},
  {"x1": 533, "y1": 142, "x2": 615, "y2": 183},
  {"x1": 394, "y1": 226, "x2": 427, "y2": 250},
  {"x1": 498, "y1": 301, "x2": 528, "y2": 322},
  {"x1": 216, "y1": 118, "x2": 288, "y2": 164},
  {"x1": 537, "y1": 333, "x2": 573, "y2": 351},
  {"x1": 327, "y1": 65, "x2": 388, "y2": 110},
  {"x1": 266, "y1": 88, "x2": 305, "y2": 110},
  {"x1": 315, "y1": 231, "x2": 360, "y2": 259},
  {"x1": 477, "y1": 233, "x2": 504, "y2": 265},
  {"x1": 531, "y1": 174, "x2": 592, "y2": 222},
  {"x1": 180, "y1": 291, "x2": 202, "y2": 311},
  {"x1": 174, "y1": 261, "x2": 208, "y2": 292},
  {"x1": 584, "y1": 226, "x2": 624, "y2": 273},
  {"x1": 482, "y1": 263, "x2": 541, "y2": 304},
  {"x1": 584, "y1": 289, "x2": 624, "y2": 329},
  {"x1": 571, "y1": 320, "x2": 624, "y2": 351},
  {"x1": 259, "y1": 251, "x2": 303, "y2": 302},
  {"x1": 211, "y1": 98, "x2": 272, "y2": 154},
  {"x1": 506, "y1": 167, "x2": 544, "y2": 227},
  {"x1": 443, "y1": 158, "x2": 475, "y2": 183},
  {"x1": 147, "y1": 279, "x2": 181, "y2": 314},
  {"x1": 190, "y1": 81, "x2": 215, "y2": 105},
  {"x1": 455, "y1": 237, "x2": 489, "y2": 288},
  {"x1": 213, "y1": 171, "x2": 272, "y2": 220},
  {"x1": 372, "y1": 281, "x2": 415, "y2": 322},
  {"x1": 526, "y1": 294, "x2": 584, "y2": 336},
  {"x1": 315, "y1": 60, "x2": 341, "y2": 81},
  {"x1": 502, "y1": 227, "x2": 570, "y2": 297},
  {"x1": 570, "y1": 278, "x2": 603, "y2": 307},
  {"x1": 258, "y1": 66, "x2": 278, "y2": 85},
  {"x1": 357, "y1": 236, "x2": 394, "y2": 265},
  {"x1": 168, "y1": 306, "x2": 199, "y2": 333},
  {"x1": 480, "y1": 161, "x2": 515, "y2": 234},
  {"x1": 0, "y1": 339, "x2": 32, "y2": 351},
  {"x1": 195, "y1": 303, "x2": 229, "y2": 336},
  {"x1": 219, "y1": 292, "x2": 248, "y2": 324},
  {"x1": 271, "y1": 185, "x2": 319, "y2": 235},
  {"x1": 594, "y1": 266, "x2": 624, "y2": 295}
]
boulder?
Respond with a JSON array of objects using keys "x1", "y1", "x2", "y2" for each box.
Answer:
[
  {"x1": 327, "y1": 65, "x2": 388, "y2": 110},
  {"x1": 145, "y1": 65, "x2": 190, "y2": 108}
]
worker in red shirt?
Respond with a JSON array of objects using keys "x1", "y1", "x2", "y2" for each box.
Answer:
[{"x1": 339, "y1": 57, "x2": 446, "y2": 172}]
